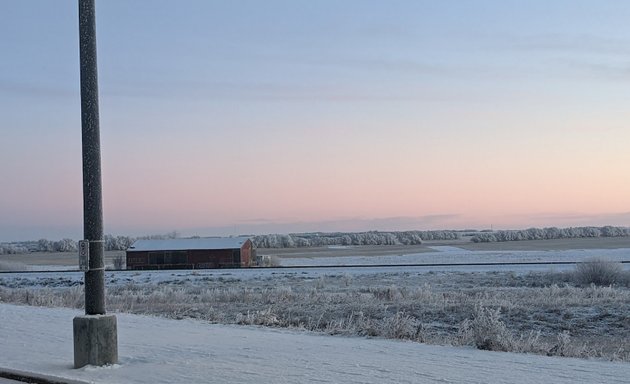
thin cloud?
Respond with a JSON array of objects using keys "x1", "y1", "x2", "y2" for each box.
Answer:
[
  {"x1": 493, "y1": 212, "x2": 630, "y2": 229},
  {"x1": 533, "y1": 212, "x2": 630, "y2": 225},
  {"x1": 184, "y1": 214, "x2": 464, "y2": 237}
]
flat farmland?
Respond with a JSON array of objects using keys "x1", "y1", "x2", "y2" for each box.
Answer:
[
  {"x1": 2, "y1": 237, "x2": 630, "y2": 270},
  {"x1": 259, "y1": 237, "x2": 630, "y2": 268},
  {"x1": 259, "y1": 237, "x2": 630, "y2": 259},
  {"x1": 1, "y1": 236, "x2": 629, "y2": 361},
  {"x1": 0, "y1": 250, "x2": 125, "y2": 269},
  {"x1": 459, "y1": 236, "x2": 630, "y2": 251}
]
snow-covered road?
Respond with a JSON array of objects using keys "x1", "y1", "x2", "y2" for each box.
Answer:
[{"x1": 1, "y1": 304, "x2": 628, "y2": 384}]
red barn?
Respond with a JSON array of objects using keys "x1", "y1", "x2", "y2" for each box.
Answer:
[{"x1": 126, "y1": 237, "x2": 254, "y2": 270}]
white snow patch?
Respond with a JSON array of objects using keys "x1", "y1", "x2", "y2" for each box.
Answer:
[
  {"x1": 427, "y1": 246, "x2": 467, "y2": 252},
  {"x1": 278, "y1": 247, "x2": 630, "y2": 268},
  {"x1": 1, "y1": 304, "x2": 628, "y2": 384}
]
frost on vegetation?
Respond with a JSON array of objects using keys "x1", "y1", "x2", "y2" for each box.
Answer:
[
  {"x1": 2, "y1": 270, "x2": 629, "y2": 361},
  {"x1": 455, "y1": 306, "x2": 598, "y2": 358},
  {"x1": 458, "y1": 305, "x2": 515, "y2": 352},
  {"x1": 0, "y1": 244, "x2": 29, "y2": 255},
  {"x1": 1, "y1": 230, "x2": 442, "y2": 254},
  {"x1": 111, "y1": 255, "x2": 125, "y2": 270},
  {"x1": 470, "y1": 226, "x2": 630, "y2": 243},
  {"x1": 4, "y1": 226, "x2": 630, "y2": 256},
  {"x1": 573, "y1": 258, "x2": 627, "y2": 287},
  {"x1": 258, "y1": 255, "x2": 281, "y2": 267},
  {"x1": 236, "y1": 307, "x2": 281, "y2": 326},
  {"x1": 1, "y1": 231, "x2": 180, "y2": 254},
  {"x1": 252, "y1": 230, "x2": 459, "y2": 248},
  {"x1": 0, "y1": 285, "x2": 84, "y2": 308}
]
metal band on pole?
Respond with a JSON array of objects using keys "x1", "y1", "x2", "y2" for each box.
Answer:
[{"x1": 79, "y1": 0, "x2": 105, "y2": 315}]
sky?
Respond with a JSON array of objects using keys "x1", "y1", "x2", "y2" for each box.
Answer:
[{"x1": 1, "y1": 1, "x2": 630, "y2": 241}]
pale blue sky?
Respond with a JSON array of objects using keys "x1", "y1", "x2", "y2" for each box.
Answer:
[{"x1": 2, "y1": 1, "x2": 630, "y2": 241}]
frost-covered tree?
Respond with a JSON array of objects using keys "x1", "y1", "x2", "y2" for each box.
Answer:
[
  {"x1": 470, "y1": 226, "x2": 630, "y2": 243},
  {"x1": 0, "y1": 244, "x2": 28, "y2": 254},
  {"x1": 601, "y1": 226, "x2": 624, "y2": 237},
  {"x1": 252, "y1": 230, "x2": 439, "y2": 248},
  {"x1": 104, "y1": 235, "x2": 135, "y2": 251},
  {"x1": 281, "y1": 234, "x2": 295, "y2": 248},
  {"x1": 37, "y1": 239, "x2": 54, "y2": 252},
  {"x1": 53, "y1": 238, "x2": 77, "y2": 252}
]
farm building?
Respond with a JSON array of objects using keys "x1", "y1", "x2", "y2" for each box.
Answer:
[{"x1": 126, "y1": 237, "x2": 254, "y2": 270}]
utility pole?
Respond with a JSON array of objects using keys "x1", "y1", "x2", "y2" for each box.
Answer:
[
  {"x1": 79, "y1": 0, "x2": 104, "y2": 316},
  {"x1": 73, "y1": 0, "x2": 118, "y2": 368}
]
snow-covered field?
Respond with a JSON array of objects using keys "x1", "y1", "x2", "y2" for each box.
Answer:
[
  {"x1": 1, "y1": 245, "x2": 629, "y2": 383},
  {"x1": 278, "y1": 245, "x2": 630, "y2": 267},
  {"x1": 1, "y1": 303, "x2": 629, "y2": 384},
  {"x1": 1, "y1": 245, "x2": 627, "y2": 290}
]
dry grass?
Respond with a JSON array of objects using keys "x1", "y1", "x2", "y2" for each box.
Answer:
[
  {"x1": 2, "y1": 269, "x2": 629, "y2": 361},
  {"x1": 111, "y1": 255, "x2": 126, "y2": 270},
  {"x1": 0, "y1": 261, "x2": 30, "y2": 271},
  {"x1": 573, "y1": 259, "x2": 627, "y2": 286}
]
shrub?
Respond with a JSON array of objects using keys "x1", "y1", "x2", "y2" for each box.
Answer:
[
  {"x1": 258, "y1": 255, "x2": 281, "y2": 267},
  {"x1": 381, "y1": 312, "x2": 418, "y2": 339},
  {"x1": 458, "y1": 305, "x2": 514, "y2": 351},
  {"x1": 236, "y1": 307, "x2": 281, "y2": 326},
  {"x1": 574, "y1": 259, "x2": 624, "y2": 286},
  {"x1": 112, "y1": 255, "x2": 125, "y2": 270}
]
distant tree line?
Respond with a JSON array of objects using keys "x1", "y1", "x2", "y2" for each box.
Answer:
[
  {"x1": 1, "y1": 230, "x2": 458, "y2": 253},
  {"x1": 3, "y1": 226, "x2": 629, "y2": 254},
  {"x1": 251, "y1": 230, "x2": 460, "y2": 248},
  {"x1": 0, "y1": 243, "x2": 30, "y2": 255},
  {"x1": 0, "y1": 231, "x2": 179, "y2": 254},
  {"x1": 470, "y1": 226, "x2": 630, "y2": 243}
]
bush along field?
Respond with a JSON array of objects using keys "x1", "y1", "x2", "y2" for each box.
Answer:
[
  {"x1": 2, "y1": 225, "x2": 628, "y2": 254},
  {"x1": 1, "y1": 260, "x2": 629, "y2": 361}
]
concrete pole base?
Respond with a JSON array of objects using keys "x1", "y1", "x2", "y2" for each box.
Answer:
[{"x1": 73, "y1": 314, "x2": 118, "y2": 368}]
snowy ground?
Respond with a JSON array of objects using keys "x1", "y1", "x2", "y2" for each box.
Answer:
[
  {"x1": 277, "y1": 246, "x2": 630, "y2": 267},
  {"x1": 1, "y1": 245, "x2": 629, "y2": 382},
  {"x1": 1, "y1": 303, "x2": 629, "y2": 384},
  {"x1": 2, "y1": 246, "x2": 629, "y2": 286}
]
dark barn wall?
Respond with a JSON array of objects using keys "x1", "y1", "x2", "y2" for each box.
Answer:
[
  {"x1": 126, "y1": 247, "x2": 250, "y2": 270},
  {"x1": 126, "y1": 251, "x2": 149, "y2": 269},
  {"x1": 187, "y1": 249, "x2": 235, "y2": 268}
]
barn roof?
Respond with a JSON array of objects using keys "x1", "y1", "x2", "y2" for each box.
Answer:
[{"x1": 127, "y1": 237, "x2": 250, "y2": 252}]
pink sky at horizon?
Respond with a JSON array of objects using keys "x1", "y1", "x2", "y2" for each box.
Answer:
[{"x1": 1, "y1": 1, "x2": 630, "y2": 241}]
